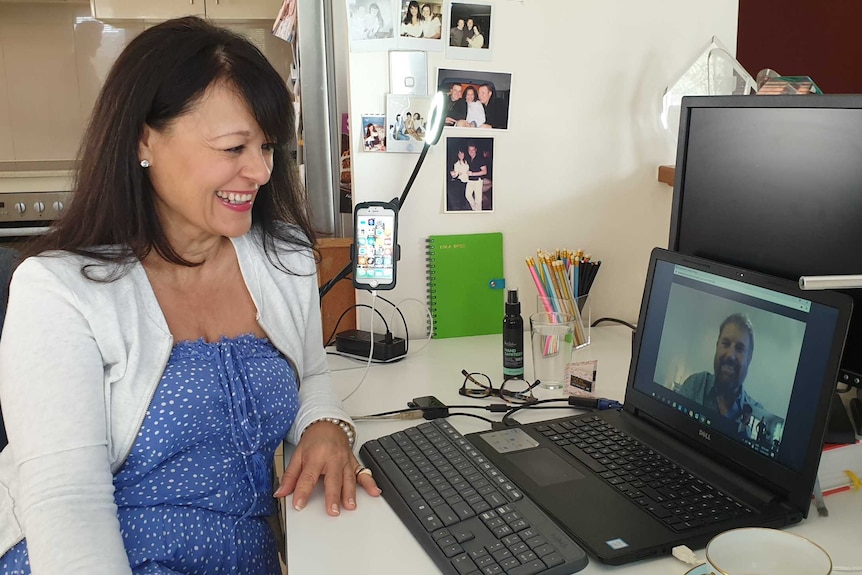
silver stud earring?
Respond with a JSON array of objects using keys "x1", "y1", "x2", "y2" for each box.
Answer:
[{"x1": 140, "y1": 159, "x2": 150, "y2": 168}]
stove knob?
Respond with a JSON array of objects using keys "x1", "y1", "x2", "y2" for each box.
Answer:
[
  {"x1": 34, "y1": 201, "x2": 45, "y2": 214},
  {"x1": 52, "y1": 201, "x2": 65, "y2": 213},
  {"x1": 14, "y1": 202, "x2": 25, "y2": 215}
]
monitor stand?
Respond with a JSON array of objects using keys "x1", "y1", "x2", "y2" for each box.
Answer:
[{"x1": 824, "y1": 391, "x2": 857, "y2": 445}]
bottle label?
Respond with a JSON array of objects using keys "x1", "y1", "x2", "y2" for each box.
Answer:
[{"x1": 503, "y1": 343, "x2": 524, "y2": 377}]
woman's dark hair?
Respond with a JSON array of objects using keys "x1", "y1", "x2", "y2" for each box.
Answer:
[
  {"x1": 464, "y1": 85, "x2": 478, "y2": 101},
  {"x1": 368, "y1": 2, "x2": 383, "y2": 24},
  {"x1": 24, "y1": 16, "x2": 315, "y2": 276},
  {"x1": 403, "y1": 1, "x2": 420, "y2": 24}
]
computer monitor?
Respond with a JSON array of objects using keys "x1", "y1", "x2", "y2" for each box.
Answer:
[{"x1": 669, "y1": 94, "x2": 862, "y2": 390}]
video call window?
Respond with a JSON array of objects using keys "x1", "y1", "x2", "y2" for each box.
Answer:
[{"x1": 650, "y1": 267, "x2": 809, "y2": 457}]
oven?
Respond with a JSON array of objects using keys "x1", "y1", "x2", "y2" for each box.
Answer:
[{"x1": 0, "y1": 166, "x2": 73, "y2": 244}]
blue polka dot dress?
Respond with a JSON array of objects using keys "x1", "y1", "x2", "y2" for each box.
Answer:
[{"x1": 0, "y1": 334, "x2": 299, "y2": 574}]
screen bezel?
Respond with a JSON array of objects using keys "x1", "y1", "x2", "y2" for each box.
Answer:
[
  {"x1": 352, "y1": 200, "x2": 399, "y2": 291},
  {"x1": 668, "y1": 94, "x2": 862, "y2": 386},
  {"x1": 624, "y1": 248, "x2": 852, "y2": 513}
]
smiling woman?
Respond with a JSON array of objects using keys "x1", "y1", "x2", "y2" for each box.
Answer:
[
  {"x1": 0, "y1": 16, "x2": 379, "y2": 575},
  {"x1": 139, "y1": 82, "x2": 275, "y2": 244}
]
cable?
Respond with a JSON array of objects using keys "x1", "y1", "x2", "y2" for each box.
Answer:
[
  {"x1": 392, "y1": 296, "x2": 434, "y2": 355},
  {"x1": 591, "y1": 317, "x2": 636, "y2": 331},
  {"x1": 499, "y1": 396, "x2": 623, "y2": 427},
  {"x1": 446, "y1": 412, "x2": 495, "y2": 425},
  {"x1": 377, "y1": 294, "x2": 409, "y2": 352},
  {"x1": 321, "y1": 282, "x2": 414, "y2": 353},
  {"x1": 352, "y1": 410, "x2": 425, "y2": 421},
  {"x1": 319, "y1": 260, "x2": 353, "y2": 299},
  {"x1": 500, "y1": 398, "x2": 573, "y2": 427},
  {"x1": 324, "y1": 303, "x2": 392, "y2": 347},
  {"x1": 325, "y1": 349, "x2": 407, "y2": 364},
  {"x1": 341, "y1": 290, "x2": 377, "y2": 403}
]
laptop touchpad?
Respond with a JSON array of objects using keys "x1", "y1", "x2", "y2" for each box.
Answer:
[{"x1": 507, "y1": 449, "x2": 585, "y2": 486}]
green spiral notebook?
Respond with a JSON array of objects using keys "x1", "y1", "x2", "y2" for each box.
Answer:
[{"x1": 426, "y1": 232, "x2": 505, "y2": 338}]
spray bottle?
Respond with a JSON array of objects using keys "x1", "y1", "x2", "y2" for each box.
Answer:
[{"x1": 503, "y1": 287, "x2": 524, "y2": 380}]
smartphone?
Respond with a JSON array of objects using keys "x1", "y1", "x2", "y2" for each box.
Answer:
[{"x1": 352, "y1": 201, "x2": 399, "y2": 290}]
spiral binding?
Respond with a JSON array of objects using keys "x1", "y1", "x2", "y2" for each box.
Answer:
[{"x1": 426, "y1": 237, "x2": 437, "y2": 338}]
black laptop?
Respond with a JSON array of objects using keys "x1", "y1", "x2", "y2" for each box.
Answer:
[{"x1": 466, "y1": 247, "x2": 853, "y2": 565}]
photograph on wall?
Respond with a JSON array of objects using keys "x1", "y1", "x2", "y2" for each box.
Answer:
[
  {"x1": 272, "y1": 0, "x2": 298, "y2": 43},
  {"x1": 386, "y1": 94, "x2": 432, "y2": 153},
  {"x1": 437, "y1": 68, "x2": 512, "y2": 130},
  {"x1": 361, "y1": 114, "x2": 386, "y2": 152},
  {"x1": 446, "y1": 1, "x2": 493, "y2": 61},
  {"x1": 340, "y1": 113, "x2": 352, "y2": 213},
  {"x1": 444, "y1": 136, "x2": 494, "y2": 212},
  {"x1": 397, "y1": 0, "x2": 445, "y2": 52},
  {"x1": 347, "y1": 0, "x2": 397, "y2": 52}
]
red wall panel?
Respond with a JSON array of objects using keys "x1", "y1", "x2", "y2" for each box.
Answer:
[{"x1": 737, "y1": 0, "x2": 862, "y2": 94}]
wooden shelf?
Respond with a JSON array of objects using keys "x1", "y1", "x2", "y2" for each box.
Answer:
[
  {"x1": 318, "y1": 238, "x2": 356, "y2": 345},
  {"x1": 658, "y1": 165, "x2": 675, "y2": 187}
]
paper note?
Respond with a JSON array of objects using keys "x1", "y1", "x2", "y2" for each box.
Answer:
[{"x1": 564, "y1": 360, "x2": 598, "y2": 398}]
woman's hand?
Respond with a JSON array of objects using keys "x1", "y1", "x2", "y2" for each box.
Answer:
[{"x1": 274, "y1": 421, "x2": 381, "y2": 516}]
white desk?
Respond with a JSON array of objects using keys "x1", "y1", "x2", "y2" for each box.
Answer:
[{"x1": 286, "y1": 326, "x2": 862, "y2": 574}]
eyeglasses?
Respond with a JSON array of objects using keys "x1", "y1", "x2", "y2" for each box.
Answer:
[{"x1": 459, "y1": 369, "x2": 540, "y2": 404}]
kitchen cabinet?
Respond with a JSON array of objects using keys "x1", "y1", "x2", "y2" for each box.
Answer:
[{"x1": 90, "y1": 0, "x2": 282, "y2": 21}]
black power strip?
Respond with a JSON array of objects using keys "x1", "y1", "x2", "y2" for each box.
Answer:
[{"x1": 334, "y1": 329, "x2": 407, "y2": 362}]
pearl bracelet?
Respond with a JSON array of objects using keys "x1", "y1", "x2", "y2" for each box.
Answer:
[{"x1": 307, "y1": 417, "x2": 356, "y2": 449}]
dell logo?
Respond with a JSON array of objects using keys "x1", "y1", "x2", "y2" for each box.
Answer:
[{"x1": 699, "y1": 429, "x2": 711, "y2": 441}]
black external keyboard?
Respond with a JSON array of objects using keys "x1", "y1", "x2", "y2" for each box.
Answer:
[
  {"x1": 360, "y1": 419, "x2": 588, "y2": 575},
  {"x1": 536, "y1": 415, "x2": 752, "y2": 531}
]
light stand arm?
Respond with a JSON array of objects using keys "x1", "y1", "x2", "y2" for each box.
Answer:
[{"x1": 319, "y1": 92, "x2": 445, "y2": 300}]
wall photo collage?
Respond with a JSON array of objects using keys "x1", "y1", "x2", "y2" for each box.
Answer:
[{"x1": 347, "y1": 0, "x2": 507, "y2": 214}]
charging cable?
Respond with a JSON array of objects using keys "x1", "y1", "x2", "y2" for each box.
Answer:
[
  {"x1": 341, "y1": 290, "x2": 377, "y2": 403},
  {"x1": 390, "y1": 296, "x2": 434, "y2": 355}
]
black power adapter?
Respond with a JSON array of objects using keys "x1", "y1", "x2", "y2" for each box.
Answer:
[
  {"x1": 334, "y1": 329, "x2": 407, "y2": 362},
  {"x1": 408, "y1": 395, "x2": 449, "y2": 419}
]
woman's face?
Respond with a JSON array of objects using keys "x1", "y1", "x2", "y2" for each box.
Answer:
[
  {"x1": 465, "y1": 89, "x2": 475, "y2": 102},
  {"x1": 138, "y1": 82, "x2": 273, "y2": 244},
  {"x1": 421, "y1": 6, "x2": 431, "y2": 18},
  {"x1": 458, "y1": 150, "x2": 465, "y2": 160},
  {"x1": 409, "y1": 4, "x2": 418, "y2": 16}
]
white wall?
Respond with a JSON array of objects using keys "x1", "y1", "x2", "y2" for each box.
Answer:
[{"x1": 344, "y1": 0, "x2": 739, "y2": 339}]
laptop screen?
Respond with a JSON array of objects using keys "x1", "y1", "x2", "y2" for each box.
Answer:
[{"x1": 630, "y1": 256, "x2": 844, "y2": 475}]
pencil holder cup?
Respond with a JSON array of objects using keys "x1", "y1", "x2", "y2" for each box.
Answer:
[{"x1": 536, "y1": 295, "x2": 590, "y2": 350}]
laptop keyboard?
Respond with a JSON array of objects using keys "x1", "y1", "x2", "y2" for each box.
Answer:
[
  {"x1": 536, "y1": 414, "x2": 753, "y2": 532},
  {"x1": 360, "y1": 419, "x2": 588, "y2": 575}
]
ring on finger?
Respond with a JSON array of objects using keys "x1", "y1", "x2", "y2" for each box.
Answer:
[{"x1": 354, "y1": 465, "x2": 373, "y2": 479}]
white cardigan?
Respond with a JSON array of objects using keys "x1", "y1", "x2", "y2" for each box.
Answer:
[{"x1": 0, "y1": 231, "x2": 351, "y2": 573}]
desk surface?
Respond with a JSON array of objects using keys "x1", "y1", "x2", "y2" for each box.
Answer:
[{"x1": 286, "y1": 326, "x2": 862, "y2": 574}]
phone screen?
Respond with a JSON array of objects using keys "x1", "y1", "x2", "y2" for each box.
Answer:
[{"x1": 354, "y1": 203, "x2": 398, "y2": 289}]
